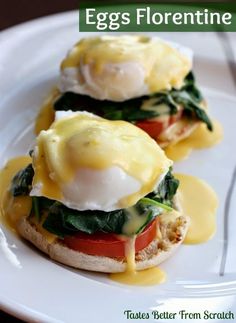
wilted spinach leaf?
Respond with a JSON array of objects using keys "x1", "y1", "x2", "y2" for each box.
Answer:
[
  {"x1": 13, "y1": 163, "x2": 178, "y2": 238},
  {"x1": 147, "y1": 169, "x2": 179, "y2": 207},
  {"x1": 54, "y1": 72, "x2": 212, "y2": 130},
  {"x1": 41, "y1": 171, "x2": 178, "y2": 237},
  {"x1": 10, "y1": 164, "x2": 34, "y2": 197}
]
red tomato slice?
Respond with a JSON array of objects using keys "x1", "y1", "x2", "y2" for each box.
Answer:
[
  {"x1": 136, "y1": 109, "x2": 183, "y2": 139},
  {"x1": 64, "y1": 219, "x2": 158, "y2": 258},
  {"x1": 135, "y1": 120, "x2": 165, "y2": 138}
]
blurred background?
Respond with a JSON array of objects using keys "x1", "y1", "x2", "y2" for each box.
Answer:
[
  {"x1": 0, "y1": 0, "x2": 230, "y2": 30},
  {"x1": 0, "y1": 0, "x2": 78, "y2": 30}
]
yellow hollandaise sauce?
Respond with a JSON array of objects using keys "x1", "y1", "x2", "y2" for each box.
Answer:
[
  {"x1": 61, "y1": 35, "x2": 191, "y2": 93},
  {"x1": 110, "y1": 266, "x2": 166, "y2": 286},
  {"x1": 33, "y1": 112, "x2": 172, "y2": 208},
  {"x1": 0, "y1": 157, "x2": 57, "y2": 242},
  {"x1": 35, "y1": 88, "x2": 60, "y2": 135},
  {"x1": 175, "y1": 173, "x2": 218, "y2": 244},
  {"x1": 0, "y1": 157, "x2": 32, "y2": 232},
  {"x1": 165, "y1": 121, "x2": 223, "y2": 162},
  {"x1": 110, "y1": 237, "x2": 166, "y2": 286},
  {"x1": 110, "y1": 173, "x2": 218, "y2": 285}
]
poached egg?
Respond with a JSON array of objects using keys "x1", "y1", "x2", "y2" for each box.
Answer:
[
  {"x1": 30, "y1": 111, "x2": 172, "y2": 211},
  {"x1": 59, "y1": 35, "x2": 192, "y2": 102}
]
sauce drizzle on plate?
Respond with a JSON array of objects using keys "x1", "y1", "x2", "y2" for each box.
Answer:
[{"x1": 165, "y1": 121, "x2": 223, "y2": 162}]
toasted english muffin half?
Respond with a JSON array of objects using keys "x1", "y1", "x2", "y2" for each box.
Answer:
[
  {"x1": 158, "y1": 100, "x2": 207, "y2": 148},
  {"x1": 17, "y1": 201, "x2": 189, "y2": 273}
]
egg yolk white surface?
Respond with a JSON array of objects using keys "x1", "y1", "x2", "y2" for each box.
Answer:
[
  {"x1": 59, "y1": 35, "x2": 192, "y2": 102},
  {"x1": 30, "y1": 111, "x2": 172, "y2": 211}
]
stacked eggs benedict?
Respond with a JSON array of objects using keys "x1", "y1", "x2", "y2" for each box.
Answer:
[
  {"x1": 44, "y1": 35, "x2": 213, "y2": 148},
  {"x1": 10, "y1": 111, "x2": 188, "y2": 272}
]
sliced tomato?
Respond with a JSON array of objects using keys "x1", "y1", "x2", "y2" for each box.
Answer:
[
  {"x1": 136, "y1": 109, "x2": 183, "y2": 140},
  {"x1": 135, "y1": 120, "x2": 165, "y2": 138},
  {"x1": 64, "y1": 219, "x2": 158, "y2": 258}
]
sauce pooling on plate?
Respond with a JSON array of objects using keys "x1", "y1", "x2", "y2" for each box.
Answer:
[
  {"x1": 175, "y1": 173, "x2": 218, "y2": 244},
  {"x1": 110, "y1": 266, "x2": 166, "y2": 286},
  {"x1": 0, "y1": 157, "x2": 32, "y2": 232},
  {"x1": 0, "y1": 157, "x2": 59, "y2": 243},
  {"x1": 110, "y1": 237, "x2": 166, "y2": 286},
  {"x1": 165, "y1": 121, "x2": 223, "y2": 162}
]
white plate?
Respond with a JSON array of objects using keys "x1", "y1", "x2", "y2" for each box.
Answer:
[{"x1": 0, "y1": 11, "x2": 236, "y2": 323}]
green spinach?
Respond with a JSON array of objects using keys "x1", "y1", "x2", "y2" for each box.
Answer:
[
  {"x1": 10, "y1": 164, "x2": 178, "y2": 237},
  {"x1": 147, "y1": 169, "x2": 179, "y2": 207},
  {"x1": 10, "y1": 164, "x2": 34, "y2": 197},
  {"x1": 54, "y1": 72, "x2": 212, "y2": 130},
  {"x1": 41, "y1": 170, "x2": 178, "y2": 237},
  {"x1": 42, "y1": 198, "x2": 164, "y2": 237}
]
